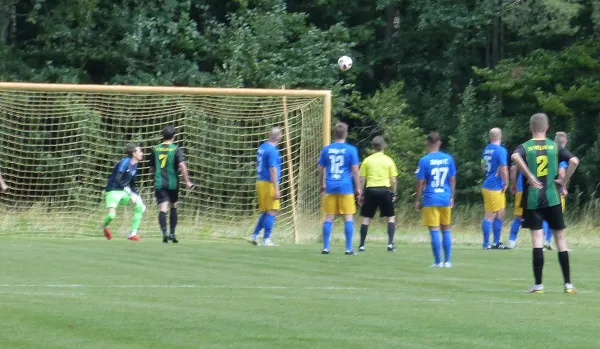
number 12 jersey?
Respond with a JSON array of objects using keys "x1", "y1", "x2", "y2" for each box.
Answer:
[
  {"x1": 318, "y1": 142, "x2": 359, "y2": 195},
  {"x1": 415, "y1": 152, "x2": 457, "y2": 207}
]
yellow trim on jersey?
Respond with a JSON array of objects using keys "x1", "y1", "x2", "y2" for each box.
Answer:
[
  {"x1": 482, "y1": 188, "x2": 506, "y2": 212},
  {"x1": 256, "y1": 181, "x2": 280, "y2": 211},
  {"x1": 422, "y1": 207, "x2": 452, "y2": 227},
  {"x1": 359, "y1": 152, "x2": 398, "y2": 188},
  {"x1": 322, "y1": 194, "x2": 356, "y2": 215}
]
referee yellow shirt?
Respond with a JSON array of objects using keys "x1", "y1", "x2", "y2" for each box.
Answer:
[{"x1": 359, "y1": 152, "x2": 399, "y2": 188}]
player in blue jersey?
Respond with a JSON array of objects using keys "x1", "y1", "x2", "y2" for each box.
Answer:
[
  {"x1": 249, "y1": 127, "x2": 283, "y2": 247},
  {"x1": 481, "y1": 128, "x2": 510, "y2": 249},
  {"x1": 102, "y1": 144, "x2": 146, "y2": 241},
  {"x1": 317, "y1": 123, "x2": 361, "y2": 255},
  {"x1": 415, "y1": 132, "x2": 457, "y2": 267}
]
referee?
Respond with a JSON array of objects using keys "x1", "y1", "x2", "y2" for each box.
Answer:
[{"x1": 358, "y1": 136, "x2": 399, "y2": 252}]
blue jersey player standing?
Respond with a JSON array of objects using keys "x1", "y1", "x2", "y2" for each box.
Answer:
[
  {"x1": 415, "y1": 132, "x2": 457, "y2": 267},
  {"x1": 481, "y1": 128, "x2": 510, "y2": 249},
  {"x1": 317, "y1": 122, "x2": 361, "y2": 255},
  {"x1": 249, "y1": 127, "x2": 282, "y2": 247}
]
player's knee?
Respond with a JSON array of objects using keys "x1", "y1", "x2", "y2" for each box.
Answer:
[
  {"x1": 134, "y1": 203, "x2": 145, "y2": 214},
  {"x1": 388, "y1": 216, "x2": 396, "y2": 223}
]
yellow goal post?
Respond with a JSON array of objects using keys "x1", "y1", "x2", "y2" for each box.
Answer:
[{"x1": 0, "y1": 82, "x2": 331, "y2": 243}]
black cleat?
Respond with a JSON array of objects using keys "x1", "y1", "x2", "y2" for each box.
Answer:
[
  {"x1": 491, "y1": 242, "x2": 510, "y2": 250},
  {"x1": 163, "y1": 235, "x2": 169, "y2": 243},
  {"x1": 358, "y1": 245, "x2": 366, "y2": 252},
  {"x1": 344, "y1": 250, "x2": 356, "y2": 256},
  {"x1": 387, "y1": 244, "x2": 396, "y2": 252},
  {"x1": 321, "y1": 249, "x2": 330, "y2": 255},
  {"x1": 170, "y1": 235, "x2": 178, "y2": 244}
]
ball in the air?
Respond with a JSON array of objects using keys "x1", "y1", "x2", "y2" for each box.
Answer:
[{"x1": 338, "y1": 56, "x2": 353, "y2": 71}]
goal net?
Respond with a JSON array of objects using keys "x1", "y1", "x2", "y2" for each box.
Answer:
[{"x1": 0, "y1": 83, "x2": 330, "y2": 242}]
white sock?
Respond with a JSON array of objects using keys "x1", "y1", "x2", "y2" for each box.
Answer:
[
  {"x1": 508, "y1": 240, "x2": 516, "y2": 249},
  {"x1": 129, "y1": 231, "x2": 137, "y2": 237}
]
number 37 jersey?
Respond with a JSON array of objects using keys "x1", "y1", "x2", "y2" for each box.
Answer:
[
  {"x1": 318, "y1": 142, "x2": 359, "y2": 195},
  {"x1": 415, "y1": 152, "x2": 457, "y2": 207}
]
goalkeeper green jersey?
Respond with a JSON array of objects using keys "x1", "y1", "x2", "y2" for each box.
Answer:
[
  {"x1": 513, "y1": 138, "x2": 574, "y2": 209},
  {"x1": 149, "y1": 143, "x2": 185, "y2": 190}
]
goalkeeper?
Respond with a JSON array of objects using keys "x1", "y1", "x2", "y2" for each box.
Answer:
[{"x1": 102, "y1": 144, "x2": 146, "y2": 241}]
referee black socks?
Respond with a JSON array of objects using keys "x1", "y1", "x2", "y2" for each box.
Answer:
[
  {"x1": 359, "y1": 224, "x2": 368, "y2": 246},
  {"x1": 387, "y1": 222, "x2": 395, "y2": 245}
]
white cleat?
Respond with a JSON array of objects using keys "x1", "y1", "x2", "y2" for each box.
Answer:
[
  {"x1": 508, "y1": 240, "x2": 516, "y2": 249},
  {"x1": 564, "y1": 283, "x2": 577, "y2": 294},
  {"x1": 262, "y1": 239, "x2": 277, "y2": 246},
  {"x1": 443, "y1": 262, "x2": 452, "y2": 268},
  {"x1": 247, "y1": 235, "x2": 258, "y2": 246},
  {"x1": 526, "y1": 284, "x2": 544, "y2": 294},
  {"x1": 430, "y1": 263, "x2": 443, "y2": 268}
]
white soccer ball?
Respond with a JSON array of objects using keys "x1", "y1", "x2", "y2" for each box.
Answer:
[{"x1": 338, "y1": 56, "x2": 353, "y2": 71}]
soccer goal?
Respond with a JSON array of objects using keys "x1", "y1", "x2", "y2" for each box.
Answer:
[{"x1": 0, "y1": 82, "x2": 331, "y2": 242}]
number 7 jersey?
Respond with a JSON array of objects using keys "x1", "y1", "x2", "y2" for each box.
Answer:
[
  {"x1": 513, "y1": 139, "x2": 574, "y2": 209},
  {"x1": 318, "y1": 142, "x2": 359, "y2": 194},
  {"x1": 415, "y1": 151, "x2": 457, "y2": 207},
  {"x1": 150, "y1": 143, "x2": 186, "y2": 190}
]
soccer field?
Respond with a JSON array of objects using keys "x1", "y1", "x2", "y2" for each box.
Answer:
[{"x1": 1, "y1": 239, "x2": 599, "y2": 349}]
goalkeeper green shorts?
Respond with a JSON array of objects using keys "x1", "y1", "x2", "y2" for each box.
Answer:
[{"x1": 105, "y1": 190, "x2": 131, "y2": 209}]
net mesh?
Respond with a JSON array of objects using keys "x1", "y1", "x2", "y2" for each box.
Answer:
[{"x1": 0, "y1": 87, "x2": 325, "y2": 242}]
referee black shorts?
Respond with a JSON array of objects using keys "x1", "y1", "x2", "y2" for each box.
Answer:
[
  {"x1": 522, "y1": 204, "x2": 565, "y2": 231},
  {"x1": 155, "y1": 189, "x2": 179, "y2": 205},
  {"x1": 360, "y1": 187, "x2": 395, "y2": 218}
]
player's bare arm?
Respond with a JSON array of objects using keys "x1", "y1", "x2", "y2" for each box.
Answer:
[
  {"x1": 317, "y1": 165, "x2": 325, "y2": 194},
  {"x1": 556, "y1": 156, "x2": 579, "y2": 188},
  {"x1": 450, "y1": 175, "x2": 456, "y2": 208},
  {"x1": 500, "y1": 164, "x2": 509, "y2": 193},
  {"x1": 178, "y1": 162, "x2": 193, "y2": 189},
  {"x1": 0, "y1": 171, "x2": 7, "y2": 192},
  {"x1": 511, "y1": 153, "x2": 543, "y2": 189},
  {"x1": 414, "y1": 179, "x2": 424, "y2": 211},
  {"x1": 391, "y1": 176, "x2": 398, "y2": 202},
  {"x1": 352, "y1": 164, "x2": 361, "y2": 197},
  {"x1": 509, "y1": 165, "x2": 517, "y2": 195},
  {"x1": 270, "y1": 166, "x2": 280, "y2": 199}
]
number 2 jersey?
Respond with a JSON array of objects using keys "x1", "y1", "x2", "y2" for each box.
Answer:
[
  {"x1": 149, "y1": 143, "x2": 185, "y2": 190},
  {"x1": 318, "y1": 142, "x2": 359, "y2": 195},
  {"x1": 415, "y1": 152, "x2": 457, "y2": 207},
  {"x1": 513, "y1": 139, "x2": 574, "y2": 209}
]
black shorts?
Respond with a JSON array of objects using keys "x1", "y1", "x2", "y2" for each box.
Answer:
[
  {"x1": 360, "y1": 187, "x2": 395, "y2": 218},
  {"x1": 522, "y1": 204, "x2": 565, "y2": 231},
  {"x1": 155, "y1": 189, "x2": 179, "y2": 205}
]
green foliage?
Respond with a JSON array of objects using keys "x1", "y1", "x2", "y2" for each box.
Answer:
[{"x1": 0, "y1": 0, "x2": 599, "y2": 212}]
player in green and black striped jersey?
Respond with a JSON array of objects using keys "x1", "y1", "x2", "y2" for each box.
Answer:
[
  {"x1": 148, "y1": 125, "x2": 193, "y2": 244},
  {"x1": 512, "y1": 113, "x2": 579, "y2": 294}
]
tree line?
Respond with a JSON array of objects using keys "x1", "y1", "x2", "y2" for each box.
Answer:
[{"x1": 0, "y1": 0, "x2": 598, "y2": 207}]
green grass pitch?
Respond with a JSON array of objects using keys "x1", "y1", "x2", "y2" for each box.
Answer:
[{"x1": 1, "y1": 238, "x2": 600, "y2": 349}]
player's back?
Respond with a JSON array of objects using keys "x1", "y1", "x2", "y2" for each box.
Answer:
[
  {"x1": 482, "y1": 143, "x2": 507, "y2": 190},
  {"x1": 519, "y1": 138, "x2": 562, "y2": 208},
  {"x1": 256, "y1": 142, "x2": 281, "y2": 183},
  {"x1": 319, "y1": 142, "x2": 359, "y2": 194},
  {"x1": 153, "y1": 143, "x2": 183, "y2": 189},
  {"x1": 106, "y1": 157, "x2": 137, "y2": 192},
  {"x1": 360, "y1": 152, "x2": 397, "y2": 187},
  {"x1": 417, "y1": 152, "x2": 456, "y2": 207}
]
